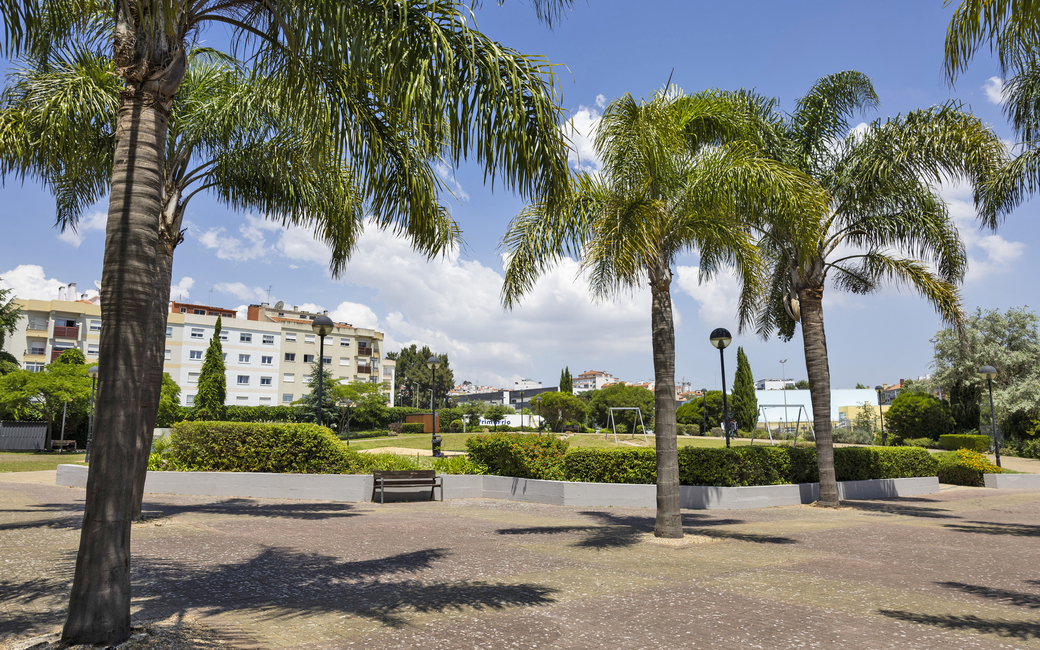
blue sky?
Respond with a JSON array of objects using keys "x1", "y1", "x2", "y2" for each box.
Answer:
[{"x1": 1, "y1": 1, "x2": 1036, "y2": 391}]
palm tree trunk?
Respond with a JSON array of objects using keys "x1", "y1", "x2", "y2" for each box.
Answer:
[
  {"x1": 798, "y1": 288, "x2": 839, "y2": 507},
  {"x1": 61, "y1": 96, "x2": 167, "y2": 646},
  {"x1": 650, "y1": 259, "x2": 682, "y2": 538}
]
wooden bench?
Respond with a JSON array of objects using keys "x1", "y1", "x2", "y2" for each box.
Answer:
[
  {"x1": 561, "y1": 425, "x2": 581, "y2": 433},
  {"x1": 50, "y1": 440, "x2": 77, "y2": 452},
  {"x1": 372, "y1": 470, "x2": 442, "y2": 504}
]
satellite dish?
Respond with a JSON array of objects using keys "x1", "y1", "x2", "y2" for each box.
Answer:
[
  {"x1": 93, "y1": 280, "x2": 102, "y2": 290},
  {"x1": 274, "y1": 301, "x2": 284, "y2": 309}
]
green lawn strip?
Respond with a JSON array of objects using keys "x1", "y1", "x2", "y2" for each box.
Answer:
[{"x1": 0, "y1": 451, "x2": 87, "y2": 472}]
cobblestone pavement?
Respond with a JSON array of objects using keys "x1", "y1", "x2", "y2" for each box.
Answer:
[{"x1": 2, "y1": 480, "x2": 1039, "y2": 649}]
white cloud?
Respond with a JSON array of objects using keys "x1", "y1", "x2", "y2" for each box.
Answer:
[
  {"x1": 276, "y1": 225, "x2": 331, "y2": 265},
  {"x1": 57, "y1": 211, "x2": 106, "y2": 248},
  {"x1": 595, "y1": 94, "x2": 607, "y2": 109},
  {"x1": 329, "y1": 301, "x2": 380, "y2": 329},
  {"x1": 565, "y1": 104, "x2": 604, "y2": 173},
  {"x1": 214, "y1": 281, "x2": 267, "y2": 302},
  {"x1": 187, "y1": 215, "x2": 276, "y2": 261},
  {"x1": 941, "y1": 181, "x2": 1026, "y2": 282},
  {"x1": 983, "y1": 76, "x2": 1006, "y2": 104},
  {"x1": 171, "y1": 277, "x2": 195, "y2": 301},
  {"x1": 434, "y1": 162, "x2": 470, "y2": 202},
  {"x1": 674, "y1": 266, "x2": 741, "y2": 326},
  {"x1": 0, "y1": 265, "x2": 66, "y2": 300}
]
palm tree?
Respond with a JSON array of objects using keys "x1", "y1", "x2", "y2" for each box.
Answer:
[
  {"x1": 1, "y1": 46, "x2": 459, "y2": 518},
  {"x1": 501, "y1": 88, "x2": 827, "y2": 538},
  {"x1": 1, "y1": 1, "x2": 575, "y2": 643},
  {"x1": 943, "y1": 0, "x2": 1038, "y2": 82},
  {"x1": 742, "y1": 71, "x2": 1009, "y2": 506}
]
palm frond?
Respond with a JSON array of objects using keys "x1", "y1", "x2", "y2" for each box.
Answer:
[{"x1": 789, "y1": 70, "x2": 879, "y2": 172}]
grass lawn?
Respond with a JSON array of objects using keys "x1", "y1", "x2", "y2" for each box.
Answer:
[
  {"x1": 0, "y1": 451, "x2": 86, "y2": 472},
  {"x1": 344, "y1": 432, "x2": 784, "y2": 453}
]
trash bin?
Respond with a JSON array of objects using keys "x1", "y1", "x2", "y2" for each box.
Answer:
[{"x1": 432, "y1": 434, "x2": 443, "y2": 457}]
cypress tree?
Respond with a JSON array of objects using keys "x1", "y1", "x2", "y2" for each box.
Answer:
[
  {"x1": 195, "y1": 316, "x2": 227, "y2": 420},
  {"x1": 560, "y1": 366, "x2": 573, "y2": 393},
  {"x1": 731, "y1": 346, "x2": 758, "y2": 432}
]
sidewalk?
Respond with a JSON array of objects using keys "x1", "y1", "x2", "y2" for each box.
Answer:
[{"x1": 2, "y1": 475, "x2": 1039, "y2": 649}]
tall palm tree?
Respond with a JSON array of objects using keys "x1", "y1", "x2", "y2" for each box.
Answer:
[
  {"x1": 1, "y1": 1, "x2": 575, "y2": 643},
  {"x1": 943, "y1": 0, "x2": 1039, "y2": 82},
  {"x1": 742, "y1": 72, "x2": 1009, "y2": 506},
  {"x1": 501, "y1": 88, "x2": 827, "y2": 538}
]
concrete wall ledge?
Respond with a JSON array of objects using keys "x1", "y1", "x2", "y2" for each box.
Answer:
[
  {"x1": 56, "y1": 465, "x2": 941, "y2": 509},
  {"x1": 984, "y1": 473, "x2": 1040, "y2": 489}
]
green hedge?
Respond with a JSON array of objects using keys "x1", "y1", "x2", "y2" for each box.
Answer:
[
  {"x1": 940, "y1": 434, "x2": 991, "y2": 452},
  {"x1": 562, "y1": 446, "x2": 935, "y2": 486},
  {"x1": 154, "y1": 421, "x2": 358, "y2": 473},
  {"x1": 401, "y1": 423, "x2": 426, "y2": 434},
  {"x1": 935, "y1": 449, "x2": 1001, "y2": 486},
  {"x1": 466, "y1": 433, "x2": 568, "y2": 480}
]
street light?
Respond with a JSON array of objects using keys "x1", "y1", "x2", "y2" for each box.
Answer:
[
  {"x1": 339, "y1": 399, "x2": 354, "y2": 446},
  {"x1": 979, "y1": 365, "x2": 1001, "y2": 468},
  {"x1": 875, "y1": 385, "x2": 886, "y2": 445},
  {"x1": 520, "y1": 389, "x2": 525, "y2": 432},
  {"x1": 311, "y1": 313, "x2": 334, "y2": 427},
  {"x1": 710, "y1": 328, "x2": 733, "y2": 448},
  {"x1": 86, "y1": 365, "x2": 98, "y2": 463},
  {"x1": 536, "y1": 395, "x2": 542, "y2": 435},
  {"x1": 427, "y1": 355, "x2": 442, "y2": 455}
]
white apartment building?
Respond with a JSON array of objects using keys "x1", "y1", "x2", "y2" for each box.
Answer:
[
  {"x1": 513, "y1": 378, "x2": 542, "y2": 390},
  {"x1": 573, "y1": 370, "x2": 617, "y2": 392},
  {"x1": 5, "y1": 292, "x2": 101, "y2": 371},
  {"x1": 755, "y1": 378, "x2": 795, "y2": 390}
]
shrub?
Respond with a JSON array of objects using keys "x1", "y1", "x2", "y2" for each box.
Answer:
[
  {"x1": 401, "y1": 423, "x2": 426, "y2": 434},
  {"x1": 158, "y1": 421, "x2": 358, "y2": 473},
  {"x1": 466, "y1": 433, "x2": 568, "y2": 480},
  {"x1": 388, "y1": 422, "x2": 403, "y2": 434},
  {"x1": 885, "y1": 392, "x2": 954, "y2": 441},
  {"x1": 1020, "y1": 439, "x2": 1040, "y2": 460},
  {"x1": 566, "y1": 448, "x2": 657, "y2": 483},
  {"x1": 832, "y1": 447, "x2": 937, "y2": 481},
  {"x1": 834, "y1": 428, "x2": 873, "y2": 444},
  {"x1": 936, "y1": 449, "x2": 1001, "y2": 486},
  {"x1": 940, "y1": 434, "x2": 991, "y2": 452},
  {"x1": 449, "y1": 419, "x2": 464, "y2": 433},
  {"x1": 432, "y1": 454, "x2": 488, "y2": 475},
  {"x1": 352, "y1": 452, "x2": 426, "y2": 472},
  {"x1": 678, "y1": 447, "x2": 816, "y2": 486},
  {"x1": 902, "y1": 437, "x2": 943, "y2": 449}
]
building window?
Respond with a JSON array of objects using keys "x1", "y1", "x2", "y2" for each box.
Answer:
[
  {"x1": 282, "y1": 393, "x2": 293, "y2": 403},
  {"x1": 240, "y1": 333, "x2": 252, "y2": 343},
  {"x1": 303, "y1": 354, "x2": 315, "y2": 363},
  {"x1": 304, "y1": 334, "x2": 315, "y2": 344},
  {"x1": 285, "y1": 333, "x2": 296, "y2": 342},
  {"x1": 260, "y1": 396, "x2": 272, "y2": 404},
  {"x1": 189, "y1": 350, "x2": 203, "y2": 360},
  {"x1": 186, "y1": 394, "x2": 195, "y2": 405},
  {"x1": 236, "y1": 396, "x2": 248, "y2": 403},
  {"x1": 166, "y1": 326, "x2": 173, "y2": 338},
  {"x1": 219, "y1": 330, "x2": 227, "y2": 342},
  {"x1": 239, "y1": 354, "x2": 250, "y2": 364},
  {"x1": 324, "y1": 336, "x2": 333, "y2": 345},
  {"x1": 260, "y1": 376, "x2": 272, "y2": 386},
  {"x1": 87, "y1": 344, "x2": 99, "y2": 356},
  {"x1": 263, "y1": 334, "x2": 275, "y2": 345},
  {"x1": 323, "y1": 356, "x2": 332, "y2": 365},
  {"x1": 190, "y1": 328, "x2": 203, "y2": 339},
  {"x1": 222, "y1": 353, "x2": 227, "y2": 361},
  {"x1": 25, "y1": 362, "x2": 45, "y2": 372},
  {"x1": 89, "y1": 320, "x2": 101, "y2": 332},
  {"x1": 261, "y1": 355, "x2": 273, "y2": 365},
  {"x1": 339, "y1": 358, "x2": 349, "y2": 366},
  {"x1": 165, "y1": 349, "x2": 171, "y2": 360},
  {"x1": 188, "y1": 372, "x2": 200, "y2": 384},
  {"x1": 284, "y1": 353, "x2": 296, "y2": 362},
  {"x1": 237, "y1": 375, "x2": 249, "y2": 385},
  {"x1": 340, "y1": 338, "x2": 350, "y2": 347},
  {"x1": 193, "y1": 308, "x2": 206, "y2": 315},
  {"x1": 283, "y1": 373, "x2": 295, "y2": 383},
  {"x1": 30, "y1": 344, "x2": 45, "y2": 355}
]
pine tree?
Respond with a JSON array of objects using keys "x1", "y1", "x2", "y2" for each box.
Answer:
[
  {"x1": 731, "y1": 346, "x2": 758, "y2": 432},
  {"x1": 195, "y1": 317, "x2": 226, "y2": 420},
  {"x1": 559, "y1": 366, "x2": 573, "y2": 393}
]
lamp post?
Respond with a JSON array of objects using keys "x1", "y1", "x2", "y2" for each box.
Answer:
[
  {"x1": 427, "y1": 356, "x2": 442, "y2": 453},
  {"x1": 536, "y1": 395, "x2": 542, "y2": 435},
  {"x1": 520, "y1": 389, "x2": 525, "y2": 432},
  {"x1": 311, "y1": 313, "x2": 334, "y2": 427},
  {"x1": 979, "y1": 365, "x2": 1001, "y2": 468},
  {"x1": 780, "y1": 359, "x2": 790, "y2": 444},
  {"x1": 413, "y1": 382, "x2": 419, "y2": 408},
  {"x1": 710, "y1": 328, "x2": 733, "y2": 448},
  {"x1": 875, "y1": 385, "x2": 886, "y2": 445},
  {"x1": 339, "y1": 399, "x2": 354, "y2": 445},
  {"x1": 86, "y1": 365, "x2": 97, "y2": 462}
]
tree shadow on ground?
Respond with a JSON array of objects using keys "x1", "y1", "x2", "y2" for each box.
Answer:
[
  {"x1": 937, "y1": 582, "x2": 1040, "y2": 609},
  {"x1": 877, "y1": 610, "x2": 1040, "y2": 641},
  {"x1": 839, "y1": 501, "x2": 957, "y2": 519},
  {"x1": 139, "y1": 498, "x2": 362, "y2": 521},
  {"x1": 0, "y1": 573, "x2": 72, "y2": 638},
  {"x1": 942, "y1": 521, "x2": 1040, "y2": 537},
  {"x1": 131, "y1": 546, "x2": 557, "y2": 628},
  {"x1": 0, "y1": 514, "x2": 82, "y2": 532}
]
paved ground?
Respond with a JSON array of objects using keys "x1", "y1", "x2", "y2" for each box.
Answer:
[{"x1": 1, "y1": 479, "x2": 1039, "y2": 649}]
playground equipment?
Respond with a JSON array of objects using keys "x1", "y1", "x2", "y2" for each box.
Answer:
[
  {"x1": 606, "y1": 407, "x2": 648, "y2": 444},
  {"x1": 754, "y1": 404, "x2": 815, "y2": 446}
]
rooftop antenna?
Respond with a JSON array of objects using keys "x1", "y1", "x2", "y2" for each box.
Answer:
[
  {"x1": 267, "y1": 285, "x2": 273, "y2": 303},
  {"x1": 208, "y1": 289, "x2": 213, "y2": 305}
]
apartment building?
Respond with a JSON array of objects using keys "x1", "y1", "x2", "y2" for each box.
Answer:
[
  {"x1": 573, "y1": 370, "x2": 617, "y2": 392},
  {"x1": 5, "y1": 291, "x2": 101, "y2": 370},
  {"x1": 246, "y1": 302, "x2": 393, "y2": 406}
]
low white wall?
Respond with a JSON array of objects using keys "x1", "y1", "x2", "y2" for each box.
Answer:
[
  {"x1": 984, "y1": 473, "x2": 1040, "y2": 489},
  {"x1": 56, "y1": 465, "x2": 944, "y2": 509}
]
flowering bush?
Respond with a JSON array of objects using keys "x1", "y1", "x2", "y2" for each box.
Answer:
[{"x1": 935, "y1": 449, "x2": 1001, "y2": 486}]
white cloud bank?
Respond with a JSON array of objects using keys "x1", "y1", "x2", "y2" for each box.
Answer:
[
  {"x1": 983, "y1": 76, "x2": 1006, "y2": 104},
  {"x1": 56, "y1": 211, "x2": 106, "y2": 248}
]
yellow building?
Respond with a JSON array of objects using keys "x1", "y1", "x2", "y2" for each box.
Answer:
[
  {"x1": 5, "y1": 297, "x2": 101, "y2": 370},
  {"x1": 837, "y1": 402, "x2": 890, "y2": 429}
]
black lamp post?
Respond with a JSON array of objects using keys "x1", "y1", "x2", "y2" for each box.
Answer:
[
  {"x1": 875, "y1": 385, "x2": 886, "y2": 445},
  {"x1": 86, "y1": 365, "x2": 98, "y2": 462},
  {"x1": 427, "y1": 356, "x2": 442, "y2": 453},
  {"x1": 709, "y1": 328, "x2": 733, "y2": 448},
  {"x1": 340, "y1": 399, "x2": 354, "y2": 445},
  {"x1": 536, "y1": 395, "x2": 542, "y2": 435},
  {"x1": 520, "y1": 389, "x2": 525, "y2": 432},
  {"x1": 311, "y1": 313, "x2": 334, "y2": 427},
  {"x1": 979, "y1": 365, "x2": 1001, "y2": 468}
]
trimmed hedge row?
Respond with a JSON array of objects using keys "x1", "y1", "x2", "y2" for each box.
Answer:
[
  {"x1": 401, "y1": 423, "x2": 426, "y2": 434},
  {"x1": 939, "y1": 434, "x2": 991, "y2": 452},
  {"x1": 935, "y1": 449, "x2": 1001, "y2": 486},
  {"x1": 470, "y1": 435, "x2": 939, "y2": 486}
]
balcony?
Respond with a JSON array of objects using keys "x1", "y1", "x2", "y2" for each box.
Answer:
[
  {"x1": 26, "y1": 323, "x2": 48, "y2": 333},
  {"x1": 356, "y1": 365, "x2": 372, "y2": 374},
  {"x1": 53, "y1": 325, "x2": 79, "y2": 338},
  {"x1": 357, "y1": 347, "x2": 372, "y2": 358},
  {"x1": 51, "y1": 348, "x2": 73, "y2": 362}
]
